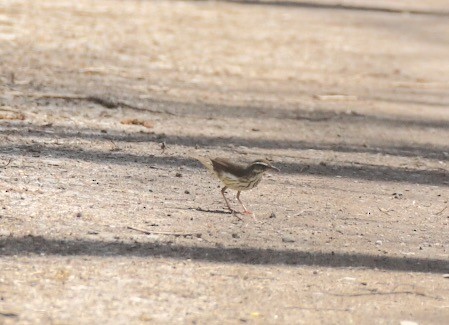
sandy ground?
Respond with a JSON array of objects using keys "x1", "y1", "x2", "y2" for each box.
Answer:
[{"x1": 1, "y1": 0, "x2": 449, "y2": 324}]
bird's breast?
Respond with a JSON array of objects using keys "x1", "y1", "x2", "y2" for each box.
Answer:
[{"x1": 217, "y1": 172, "x2": 262, "y2": 191}]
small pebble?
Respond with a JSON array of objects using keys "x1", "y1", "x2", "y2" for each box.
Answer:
[
  {"x1": 175, "y1": 173, "x2": 182, "y2": 177},
  {"x1": 392, "y1": 192, "x2": 403, "y2": 199}
]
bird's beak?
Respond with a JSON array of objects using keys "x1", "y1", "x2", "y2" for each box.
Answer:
[{"x1": 270, "y1": 165, "x2": 280, "y2": 172}]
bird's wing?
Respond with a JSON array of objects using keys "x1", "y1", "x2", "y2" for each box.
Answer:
[{"x1": 211, "y1": 158, "x2": 247, "y2": 177}]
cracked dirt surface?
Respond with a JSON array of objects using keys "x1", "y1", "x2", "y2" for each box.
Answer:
[{"x1": 1, "y1": 0, "x2": 449, "y2": 324}]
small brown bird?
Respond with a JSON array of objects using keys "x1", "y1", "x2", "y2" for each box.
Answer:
[{"x1": 195, "y1": 156, "x2": 279, "y2": 216}]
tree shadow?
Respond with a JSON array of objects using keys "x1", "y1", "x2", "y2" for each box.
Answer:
[
  {"x1": 0, "y1": 141, "x2": 448, "y2": 187},
  {"x1": 5, "y1": 123, "x2": 449, "y2": 161},
  {"x1": 1, "y1": 123, "x2": 448, "y2": 187},
  {"x1": 129, "y1": 98, "x2": 449, "y2": 130},
  {"x1": 30, "y1": 95, "x2": 449, "y2": 130},
  {"x1": 0, "y1": 236, "x2": 448, "y2": 274}
]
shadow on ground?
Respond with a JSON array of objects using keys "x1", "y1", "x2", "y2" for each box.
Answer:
[
  {"x1": 1, "y1": 143, "x2": 447, "y2": 186},
  {"x1": 29, "y1": 95, "x2": 449, "y2": 129},
  {"x1": 1, "y1": 123, "x2": 448, "y2": 186},
  {"x1": 1, "y1": 236, "x2": 448, "y2": 274},
  {"x1": 5, "y1": 125, "x2": 449, "y2": 161}
]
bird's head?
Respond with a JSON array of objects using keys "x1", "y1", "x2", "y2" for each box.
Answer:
[{"x1": 248, "y1": 159, "x2": 280, "y2": 174}]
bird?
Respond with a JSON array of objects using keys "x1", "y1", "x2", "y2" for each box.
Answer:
[{"x1": 194, "y1": 156, "x2": 279, "y2": 217}]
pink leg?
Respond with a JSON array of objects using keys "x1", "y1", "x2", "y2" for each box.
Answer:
[{"x1": 237, "y1": 191, "x2": 253, "y2": 215}]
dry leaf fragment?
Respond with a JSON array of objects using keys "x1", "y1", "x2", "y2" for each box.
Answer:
[
  {"x1": 0, "y1": 110, "x2": 25, "y2": 120},
  {"x1": 120, "y1": 118, "x2": 154, "y2": 129}
]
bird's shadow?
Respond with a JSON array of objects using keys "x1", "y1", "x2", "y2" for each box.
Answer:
[{"x1": 193, "y1": 207, "x2": 232, "y2": 215}]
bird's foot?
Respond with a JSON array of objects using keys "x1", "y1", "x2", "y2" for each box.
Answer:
[
  {"x1": 241, "y1": 210, "x2": 258, "y2": 222},
  {"x1": 229, "y1": 209, "x2": 243, "y2": 221}
]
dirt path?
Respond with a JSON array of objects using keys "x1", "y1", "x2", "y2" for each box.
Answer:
[{"x1": 1, "y1": 0, "x2": 449, "y2": 324}]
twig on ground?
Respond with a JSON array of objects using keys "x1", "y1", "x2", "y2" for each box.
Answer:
[
  {"x1": 0, "y1": 311, "x2": 18, "y2": 318},
  {"x1": 107, "y1": 139, "x2": 120, "y2": 151},
  {"x1": 435, "y1": 205, "x2": 447, "y2": 215},
  {"x1": 285, "y1": 306, "x2": 351, "y2": 312},
  {"x1": 293, "y1": 209, "x2": 307, "y2": 217},
  {"x1": 160, "y1": 141, "x2": 167, "y2": 154},
  {"x1": 377, "y1": 206, "x2": 392, "y2": 216},
  {"x1": 328, "y1": 290, "x2": 441, "y2": 300},
  {"x1": 127, "y1": 226, "x2": 202, "y2": 238},
  {"x1": 31, "y1": 93, "x2": 87, "y2": 100},
  {"x1": 29, "y1": 93, "x2": 174, "y2": 115},
  {"x1": 0, "y1": 158, "x2": 12, "y2": 168},
  {"x1": 210, "y1": 273, "x2": 274, "y2": 280}
]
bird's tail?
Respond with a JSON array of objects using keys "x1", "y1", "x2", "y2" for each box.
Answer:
[{"x1": 190, "y1": 154, "x2": 215, "y2": 174}]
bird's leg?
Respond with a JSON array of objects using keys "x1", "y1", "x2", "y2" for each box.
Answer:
[
  {"x1": 237, "y1": 191, "x2": 254, "y2": 216},
  {"x1": 221, "y1": 186, "x2": 235, "y2": 213},
  {"x1": 221, "y1": 187, "x2": 242, "y2": 220}
]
